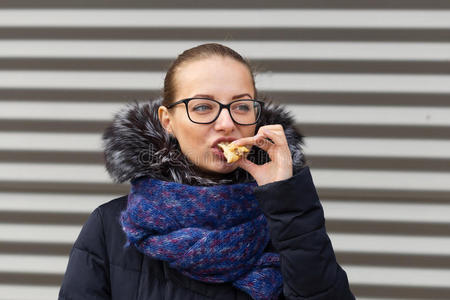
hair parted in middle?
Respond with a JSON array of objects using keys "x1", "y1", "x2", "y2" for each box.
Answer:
[{"x1": 162, "y1": 43, "x2": 258, "y2": 107}]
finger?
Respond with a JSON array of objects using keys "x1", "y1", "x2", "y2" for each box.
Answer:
[
  {"x1": 259, "y1": 126, "x2": 288, "y2": 147},
  {"x1": 254, "y1": 135, "x2": 275, "y2": 154},
  {"x1": 232, "y1": 124, "x2": 284, "y2": 147},
  {"x1": 258, "y1": 126, "x2": 292, "y2": 163},
  {"x1": 232, "y1": 134, "x2": 274, "y2": 151}
]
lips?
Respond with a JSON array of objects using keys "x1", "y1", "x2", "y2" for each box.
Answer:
[
  {"x1": 211, "y1": 137, "x2": 238, "y2": 149},
  {"x1": 211, "y1": 147, "x2": 227, "y2": 161}
]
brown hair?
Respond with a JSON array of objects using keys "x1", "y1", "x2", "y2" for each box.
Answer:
[{"x1": 162, "y1": 43, "x2": 257, "y2": 106}]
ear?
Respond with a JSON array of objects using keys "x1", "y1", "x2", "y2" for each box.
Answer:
[{"x1": 158, "y1": 106, "x2": 174, "y2": 135}]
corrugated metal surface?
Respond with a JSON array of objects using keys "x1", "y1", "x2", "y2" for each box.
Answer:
[{"x1": 1, "y1": 1, "x2": 449, "y2": 299}]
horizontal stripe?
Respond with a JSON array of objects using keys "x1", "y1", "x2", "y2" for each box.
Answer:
[
  {"x1": 311, "y1": 168, "x2": 450, "y2": 191},
  {"x1": 0, "y1": 119, "x2": 109, "y2": 133},
  {"x1": 0, "y1": 223, "x2": 80, "y2": 243},
  {"x1": 0, "y1": 71, "x2": 163, "y2": 90},
  {"x1": 298, "y1": 123, "x2": 450, "y2": 140},
  {"x1": 322, "y1": 201, "x2": 450, "y2": 223},
  {"x1": 0, "y1": 88, "x2": 151, "y2": 102},
  {"x1": 318, "y1": 188, "x2": 450, "y2": 205},
  {"x1": 0, "y1": 211, "x2": 88, "y2": 226},
  {"x1": 0, "y1": 132, "x2": 102, "y2": 151},
  {"x1": 1, "y1": 0, "x2": 450, "y2": 9},
  {"x1": 4, "y1": 151, "x2": 449, "y2": 173},
  {"x1": 327, "y1": 219, "x2": 449, "y2": 236},
  {"x1": 259, "y1": 74, "x2": 450, "y2": 93},
  {"x1": 307, "y1": 156, "x2": 450, "y2": 172},
  {"x1": 1, "y1": 28, "x2": 449, "y2": 43},
  {"x1": 1, "y1": 192, "x2": 448, "y2": 224},
  {"x1": 2, "y1": 89, "x2": 450, "y2": 107},
  {"x1": 304, "y1": 137, "x2": 450, "y2": 159},
  {"x1": 330, "y1": 233, "x2": 450, "y2": 256},
  {"x1": 2, "y1": 101, "x2": 450, "y2": 126},
  {"x1": 0, "y1": 241, "x2": 71, "y2": 256},
  {"x1": 336, "y1": 252, "x2": 450, "y2": 269},
  {"x1": 0, "y1": 162, "x2": 111, "y2": 183},
  {"x1": 0, "y1": 10, "x2": 449, "y2": 28},
  {"x1": 0, "y1": 150, "x2": 101, "y2": 165},
  {"x1": 2, "y1": 58, "x2": 450, "y2": 74},
  {"x1": 0, "y1": 192, "x2": 116, "y2": 213},
  {"x1": 1, "y1": 119, "x2": 450, "y2": 140},
  {"x1": 1, "y1": 254, "x2": 450, "y2": 288},
  {"x1": 287, "y1": 105, "x2": 450, "y2": 126},
  {"x1": 0, "y1": 101, "x2": 123, "y2": 121},
  {"x1": 2, "y1": 223, "x2": 449, "y2": 255},
  {"x1": 0, "y1": 41, "x2": 449, "y2": 61},
  {"x1": 0, "y1": 284, "x2": 58, "y2": 300},
  {"x1": 0, "y1": 71, "x2": 449, "y2": 93},
  {"x1": 1, "y1": 162, "x2": 449, "y2": 191},
  {"x1": 0, "y1": 180, "x2": 128, "y2": 195},
  {"x1": 2, "y1": 133, "x2": 450, "y2": 160},
  {"x1": 0, "y1": 254, "x2": 67, "y2": 274},
  {"x1": 0, "y1": 223, "x2": 450, "y2": 255},
  {"x1": 350, "y1": 284, "x2": 450, "y2": 299},
  {"x1": 346, "y1": 265, "x2": 450, "y2": 288}
]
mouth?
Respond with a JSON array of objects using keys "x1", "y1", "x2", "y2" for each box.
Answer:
[
  {"x1": 211, "y1": 137, "x2": 238, "y2": 149},
  {"x1": 211, "y1": 142, "x2": 235, "y2": 163},
  {"x1": 212, "y1": 146, "x2": 227, "y2": 161},
  {"x1": 210, "y1": 137, "x2": 240, "y2": 163}
]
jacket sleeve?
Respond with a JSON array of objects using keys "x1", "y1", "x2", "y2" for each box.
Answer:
[
  {"x1": 253, "y1": 166, "x2": 355, "y2": 300},
  {"x1": 58, "y1": 207, "x2": 111, "y2": 300}
]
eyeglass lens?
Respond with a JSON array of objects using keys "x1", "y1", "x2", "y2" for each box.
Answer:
[{"x1": 187, "y1": 99, "x2": 261, "y2": 124}]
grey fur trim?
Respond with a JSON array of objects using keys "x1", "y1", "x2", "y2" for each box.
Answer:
[{"x1": 102, "y1": 97, "x2": 306, "y2": 186}]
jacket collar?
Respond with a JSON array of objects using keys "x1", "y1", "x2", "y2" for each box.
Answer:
[{"x1": 102, "y1": 97, "x2": 305, "y2": 186}]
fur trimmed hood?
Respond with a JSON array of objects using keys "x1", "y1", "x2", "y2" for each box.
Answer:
[{"x1": 102, "y1": 97, "x2": 306, "y2": 186}]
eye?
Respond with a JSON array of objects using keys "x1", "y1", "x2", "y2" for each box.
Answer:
[
  {"x1": 236, "y1": 104, "x2": 250, "y2": 111},
  {"x1": 193, "y1": 104, "x2": 213, "y2": 112},
  {"x1": 232, "y1": 102, "x2": 251, "y2": 113}
]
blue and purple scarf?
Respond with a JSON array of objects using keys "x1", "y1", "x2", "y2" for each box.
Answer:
[{"x1": 120, "y1": 176, "x2": 283, "y2": 300}]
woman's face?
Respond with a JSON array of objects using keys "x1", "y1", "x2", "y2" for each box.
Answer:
[{"x1": 158, "y1": 56, "x2": 257, "y2": 175}]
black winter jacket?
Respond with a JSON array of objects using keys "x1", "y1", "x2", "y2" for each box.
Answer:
[{"x1": 58, "y1": 98, "x2": 355, "y2": 299}]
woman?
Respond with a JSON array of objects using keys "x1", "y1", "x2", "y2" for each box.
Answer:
[{"x1": 59, "y1": 43, "x2": 355, "y2": 300}]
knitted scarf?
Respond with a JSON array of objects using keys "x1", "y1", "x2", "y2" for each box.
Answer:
[{"x1": 120, "y1": 176, "x2": 283, "y2": 300}]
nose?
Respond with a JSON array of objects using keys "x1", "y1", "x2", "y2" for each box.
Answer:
[{"x1": 213, "y1": 107, "x2": 236, "y2": 132}]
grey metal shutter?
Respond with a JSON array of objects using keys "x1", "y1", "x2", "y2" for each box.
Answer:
[{"x1": 0, "y1": 1, "x2": 449, "y2": 299}]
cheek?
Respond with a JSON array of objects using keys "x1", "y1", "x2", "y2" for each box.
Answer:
[
  {"x1": 243, "y1": 125, "x2": 256, "y2": 137},
  {"x1": 177, "y1": 124, "x2": 209, "y2": 154},
  {"x1": 172, "y1": 112, "x2": 202, "y2": 152}
]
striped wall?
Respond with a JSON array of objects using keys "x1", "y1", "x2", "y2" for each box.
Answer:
[{"x1": 0, "y1": 1, "x2": 449, "y2": 299}]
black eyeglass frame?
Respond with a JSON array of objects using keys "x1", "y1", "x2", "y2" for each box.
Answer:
[{"x1": 165, "y1": 97, "x2": 265, "y2": 125}]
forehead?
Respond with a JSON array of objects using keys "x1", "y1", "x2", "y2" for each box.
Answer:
[{"x1": 173, "y1": 56, "x2": 254, "y2": 99}]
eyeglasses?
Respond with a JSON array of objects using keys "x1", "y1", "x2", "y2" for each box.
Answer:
[{"x1": 165, "y1": 97, "x2": 264, "y2": 125}]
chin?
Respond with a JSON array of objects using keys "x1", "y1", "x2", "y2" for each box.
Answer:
[
  {"x1": 189, "y1": 151, "x2": 237, "y2": 175},
  {"x1": 201, "y1": 160, "x2": 238, "y2": 175},
  {"x1": 212, "y1": 163, "x2": 238, "y2": 174}
]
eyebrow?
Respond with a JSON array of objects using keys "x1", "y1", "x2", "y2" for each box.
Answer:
[{"x1": 192, "y1": 93, "x2": 253, "y2": 100}]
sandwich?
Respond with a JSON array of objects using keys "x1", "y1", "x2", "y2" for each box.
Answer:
[{"x1": 217, "y1": 142, "x2": 249, "y2": 163}]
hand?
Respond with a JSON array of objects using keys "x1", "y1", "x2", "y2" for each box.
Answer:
[{"x1": 232, "y1": 124, "x2": 293, "y2": 186}]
